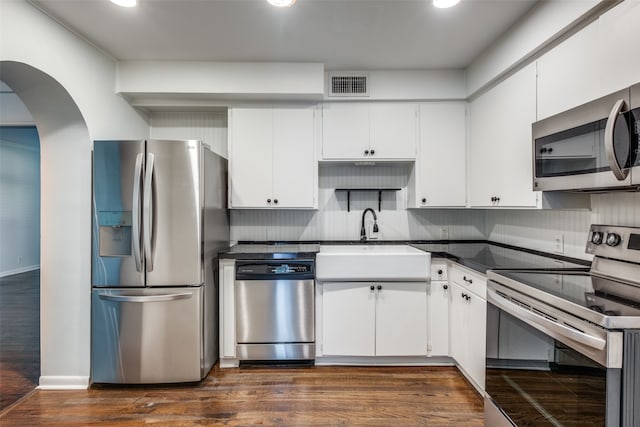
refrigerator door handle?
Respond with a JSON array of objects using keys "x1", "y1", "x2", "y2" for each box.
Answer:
[
  {"x1": 98, "y1": 293, "x2": 193, "y2": 303},
  {"x1": 132, "y1": 153, "x2": 144, "y2": 272},
  {"x1": 143, "y1": 152, "x2": 155, "y2": 272}
]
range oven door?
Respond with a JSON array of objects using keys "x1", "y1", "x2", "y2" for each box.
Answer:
[
  {"x1": 532, "y1": 87, "x2": 639, "y2": 191},
  {"x1": 485, "y1": 283, "x2": 623, "y2": 427}
]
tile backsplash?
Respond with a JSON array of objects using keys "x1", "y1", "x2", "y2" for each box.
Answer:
[{"x1": 231, "y1": 163, "x2": 485, "y2": 242}]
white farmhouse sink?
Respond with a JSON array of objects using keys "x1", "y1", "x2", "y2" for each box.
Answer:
[{"x1": 316, "y1": 245, "x2": 431, "y2": 281}]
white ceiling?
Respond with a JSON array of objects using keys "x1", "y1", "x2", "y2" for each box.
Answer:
[{"x1": 30, "y1": 0, "x2": 538, "y2": 70}]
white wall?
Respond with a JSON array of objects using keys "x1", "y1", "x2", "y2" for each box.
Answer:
[
  {"x1": 1, "y1": 0, "x2": 150, "y2": 390},
  {"x1": 149, "y1": 110, "x2": 228, "y2": 158},
  {"x1": 230, "y1": 163, "x2": 485, "y2": 242},
  {"x1": 486, "y1": 193, "x2": 640, "y2": 261},
  {"x1": 0, "y1": 126, "x2": 41, "y2": 276}
]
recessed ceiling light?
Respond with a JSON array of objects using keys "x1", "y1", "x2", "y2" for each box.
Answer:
[
  {"x1": 110, "y1": 0, "x2": 137, "y2": 7},
  {"x1": 433, "y1": 0, "x2": 461, "y2": 8},
  {"x1": 266, "y1": 0, "x2": 297, "y2": 7}
]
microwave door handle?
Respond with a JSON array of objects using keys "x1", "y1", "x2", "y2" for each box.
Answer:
[
  {"x1": 132, "y1": 153, "x2": 143, "y2": 272},
  {"x1": 604, "y1": 99, "x2": 629, "y2": 180},
  {"x1": 487, "y1": 289, "x2": 606, "y2": 351},
  {"x1": 143, "y1": 152, "x2": 155, "y2": 272}
]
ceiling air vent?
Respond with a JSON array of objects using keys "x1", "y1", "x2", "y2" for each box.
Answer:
[{"x1": 328, "y1": 72, "x2": 369, "y2": 97}]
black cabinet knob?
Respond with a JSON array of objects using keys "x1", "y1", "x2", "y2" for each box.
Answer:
[
  {"x1": 274, "y1": 199, "x2": 278, "y2": 204},
  {"x1": 443, "y1": 284, "x2": 448, "y2": 290},
  {"x1": 370, "y1": 285, "x2": 375, "y2": 291},
  {"x1": 364, "y1": 150, "x2": 369, "y2": 155},
  {"x1": 377, "y1": 285, "x2": 382, "y2": 290},
  {"x1": 370, "y1": 149, "x2": 375, "y2": 155},
  {"x1": 437, "y1": 269, "x2": 443, "y2": 275},
  {"x1": 267, "y1": 198, "x2": 271, "y2": 203},
  {"x1": 422, "y1": 198, "x2": 427, "y2": 204},
  {"x1": 548, "y1": 148, "x2": 553, "y2": 153},
  {"x1": 540, "y1": 147, "x2": 548, "y2": 154}
]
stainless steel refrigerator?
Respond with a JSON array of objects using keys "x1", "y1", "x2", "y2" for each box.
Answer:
[{"x1": 91, "y1": 139, "x2": 228, "y2": 383}]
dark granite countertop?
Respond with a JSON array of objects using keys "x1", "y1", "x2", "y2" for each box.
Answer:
[{"x1": 219, "y1": 240, "x2": 591, "y2": 273}]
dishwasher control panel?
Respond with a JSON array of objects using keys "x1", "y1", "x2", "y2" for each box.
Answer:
[{"x1": 235, "y1": 260, "x2": 315, "y2": 280}]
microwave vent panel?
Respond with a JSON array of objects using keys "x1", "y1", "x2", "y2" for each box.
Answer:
[{"x1": 328, "y1": 73, "x2": 369, "y2": 97}]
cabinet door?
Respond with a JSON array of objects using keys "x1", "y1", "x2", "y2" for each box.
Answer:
[
  {"x1": 272, "y1": 108, "x2": 316, "y2": 208},
  {"x1": 375, "y1": 282, "x2": 427, "y2": 356},
  {"x1": 468, "y1": 63, "x2": 538, "y2": 208},
  {"x1": 465, "y1": 290, "x2": 486, "y2": 390},
  {"x1": 428, "y1": 281, "x2": 449, "y2": 357},
  {"x1": 322, "y1": 103, "x2": 369, "y2": 159},
  {"x1": 229, "y1": 108, "x2": 273, "y2": 208},
  {"x1": 415, "y1": 103, "x2": 466, "y2": 207},
  {"x1": 537, "y1": 21, "x2": 601, "y2": 120},
  {"x1": 369, "y1": 103, "x2": 417, "y2": 160},
  {"x1": 449, "y1": 282, "x2": 466, "y2": 367},
  {"x1": 598, "y1": 1, "x2": 640, "y2": 97},
  {"x1": 322, "y1": 283, "x2": 375, "y2": 356}
]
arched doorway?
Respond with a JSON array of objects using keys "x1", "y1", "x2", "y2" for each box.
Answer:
[{"x1": 0, "y1": 61, "x2": 93, "y2": 393}]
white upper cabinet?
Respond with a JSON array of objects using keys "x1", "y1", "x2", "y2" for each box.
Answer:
[
  {"x1": 468, "y1": 63, "x2": 538, "y2": 208},
  {"x1": 409, "y1": 103, "x2": 466, "y2": 208},
  {"x1": 229, "y1": 107, "x2": 317, "y2": 209},
  {"x1": 538, "y1": 1, "x2": 640, "y2": 120},
  {"x1": 598, "y1": 0, "x2": 640, "y2": 96},
  {"x1": 537, "y1": 22, "x2": 601, "y2": 120},
  {"x1": 321, "y1": 102, "x2": 417, "y2": 161}
]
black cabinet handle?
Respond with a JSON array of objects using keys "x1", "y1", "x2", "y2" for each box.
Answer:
[
  {"x1": 274, "y1": 199, "x2": 278, "y2": 204},
  {"x1": 443, "y1": 284, "x2": 448, "y2": 290},
  {"x1": 370, "y1": 285, "x2": 375, "y2": 291},
  {"x1": 540, "y1": 147, "x2": 547, "y2": 154},
  {"x1": 422, "y1": 198, "x2": 427, "y2": 204},
  {"x1": 267, "y1": 198, "x2": 271, "y2": 203},
  {"x1": 463, "y1": 276, "x2": 473, "y2": 284},
  {"x1": 461, "y1": 292, "x2": 467, "y2": 299},
  {"x1": 370, "y1": 149, "x2": 375, "y2": 155},
  {"x1": 364, "y1": 150, "x2": 369, "y2": 155},
  {"x1": 377, "y1": 285, "x2": 382, "y2": 290},
  {"x1": 548, "y1": 148, "x2": 553, "y2": 153},
  {"x1": 466, "y1": 295, "x2": 471, "y2": 301}
]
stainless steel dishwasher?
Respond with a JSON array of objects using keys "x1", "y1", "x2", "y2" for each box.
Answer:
[{"x1": 235, "y1": 259, "x2": 315, "y2": 362}]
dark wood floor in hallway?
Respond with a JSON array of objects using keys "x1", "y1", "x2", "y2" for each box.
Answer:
[
  {"x1": 0, "y1": 365, "x2": 483, "y2": 426},
  {"x1": 0, "y1": 270, "x2": 40, "y2": 412}
]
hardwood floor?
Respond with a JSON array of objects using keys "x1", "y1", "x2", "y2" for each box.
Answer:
[
  {"x1": 0, "y1": 365, "x2": 484, "y2": 426},
  {"x1": 0, "y1": 270, "x2": 40, "y2": 412}
]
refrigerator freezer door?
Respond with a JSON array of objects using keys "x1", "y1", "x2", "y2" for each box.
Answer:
[
  {"x1": 91, "y1": 287, "x2": 203, "y2": 383},
  {"x1": 145, "y1": 140, "x2": 203, "y2": 286},
  {"x1": 92, "y1": 140, "x2": 145, "y2": 287}
]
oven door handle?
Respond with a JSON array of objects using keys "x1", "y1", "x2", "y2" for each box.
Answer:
[{"x1": 487, "y1": 289, "x2": 606, "y2": 351}]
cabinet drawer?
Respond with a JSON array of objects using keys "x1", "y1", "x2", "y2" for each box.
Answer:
[
  {"x1": 449, "y1": 264, "x2": 486, "y2": 299},
  {"x1": 430, "y1": 261, "x2": 447, "y2": 281}
]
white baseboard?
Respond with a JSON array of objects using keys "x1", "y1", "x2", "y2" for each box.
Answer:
[
  {"x1": 38, "y1": 376, "x2": 90, "y2": 390},
  {"x1": 0, "y1": 264, "x2": 40, "y2": 278}
]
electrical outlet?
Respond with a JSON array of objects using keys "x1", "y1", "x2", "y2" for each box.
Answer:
[
  {"x1": 553, "y1": 234, "x2": 564, "y2": 254},
  {"x1": 440, "y1": 227, "x2": 449, "y2": 240}
]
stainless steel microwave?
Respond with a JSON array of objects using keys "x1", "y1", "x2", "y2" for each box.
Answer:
[{"x1": 532, "y1": 83, "x2": 640, "y2": 192}]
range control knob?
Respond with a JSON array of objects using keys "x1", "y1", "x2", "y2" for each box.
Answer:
[
  {"x1": 591, "y1": 231, "x2": 604, "y2": 245},
  {"x1": 606, "y1": 233, "x2": 621, "y2": 247}
]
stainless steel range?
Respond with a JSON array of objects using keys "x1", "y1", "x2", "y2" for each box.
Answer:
[{"x1": 486, "y1": 224, "x2": 640, "y2": 427}]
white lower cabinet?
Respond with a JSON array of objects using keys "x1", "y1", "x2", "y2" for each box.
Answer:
[
  {"x1": 449, "y1": 274, "x2": 487, "y2": 391},
  {"x1": 321, "y1": 282, "x2": 427, "y2": 357},
  {"x1": 428, "y1": 280, "x2": 450, "y2": 357}
]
